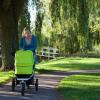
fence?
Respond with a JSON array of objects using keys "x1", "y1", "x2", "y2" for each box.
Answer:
[{"x1": 37, "y1": 46, "x2": 59, "y2": 59}]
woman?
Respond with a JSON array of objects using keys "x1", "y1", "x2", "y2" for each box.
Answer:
[{"x1": 19, "y1": 26, "x2": 37, "y2": 67}]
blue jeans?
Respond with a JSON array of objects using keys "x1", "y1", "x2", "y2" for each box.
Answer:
[{"x1": 33, "y1": 53, "x2": 36, "y2": 64}]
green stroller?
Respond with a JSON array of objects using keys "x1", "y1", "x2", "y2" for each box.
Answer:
[{"x1": 11, "y1": 50, "x2": 38, "y2": 96}]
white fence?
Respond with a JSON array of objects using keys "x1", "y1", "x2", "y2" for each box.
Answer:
[{"x1": 38, "y1": 46, "x2": 59, "y2": 59}]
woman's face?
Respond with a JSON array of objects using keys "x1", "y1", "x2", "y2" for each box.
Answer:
[{"x1": 24, "y1": 30, "x2": 31, "y2": 37}]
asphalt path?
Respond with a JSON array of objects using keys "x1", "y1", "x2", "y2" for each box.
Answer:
[{"x1": 0, "y1": 69, "x2": 100, "y2": 100}]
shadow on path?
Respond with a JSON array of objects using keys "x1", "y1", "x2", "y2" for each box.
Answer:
[
  {"x1": 0, "y1": 83, "x2": 57, "y2": 100},
  {"x1": 0, "y1": 69, "x2": 100, "y2": 100}
]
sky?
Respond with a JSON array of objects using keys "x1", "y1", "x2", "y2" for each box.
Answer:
[{"x1": 28, "y1": 0, "x2": 36, "y2": 28}]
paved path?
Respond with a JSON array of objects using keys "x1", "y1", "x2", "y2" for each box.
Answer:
[
  {"x1": 0, "y1": 69, "x2": 100, "y2": 100},
  {"x1": 0, "y1": 72, "x2": 68, "y2": 100}
]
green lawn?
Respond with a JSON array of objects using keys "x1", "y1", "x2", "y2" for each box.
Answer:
[
  {"x1": 58, "y1": 73, "x2": 100, "y2": 100},
  {"x1": 36, "y1": 57, "x2": 100, "y2": 72},
  {"x1": 0, "y1": 71, "x2": 13, "y2": 84},
  {"x1": 37, "y1": 57, "x2": 100, "y2": 100}
]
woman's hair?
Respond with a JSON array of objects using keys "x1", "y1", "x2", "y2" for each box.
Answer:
[{"x1": 22, "y1": 26, "x2": 31, "y2": 36}]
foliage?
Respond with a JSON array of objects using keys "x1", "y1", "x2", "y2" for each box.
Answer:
[
  {"x1": 19, "y1": 0, "x2": 31, "y2": 34},
  {"x1": 28, "y1": 0, "x2": 45, "y2": 50},
  {"x1": 49, "y1": 0, "x2": 100, "y2": 54}
]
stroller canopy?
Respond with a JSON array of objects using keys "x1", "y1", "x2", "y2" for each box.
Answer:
[{"x1": 15, "y1": 50, "x2": 34, "y2": 74}]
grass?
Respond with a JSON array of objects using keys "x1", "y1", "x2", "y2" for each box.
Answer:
[
  {"x1": 0, "y1": 71, "x2": 13, "y2": 84},
  {"x1": 1, "y1": 57, "x2": 100, "y2": 85},
  {"x1": 37, "y1": 57, "x2": 100, "y2": 99},
  {"x1": 58, "y1": 73, "x2": 100, "y2": 100},
  {"x1": 36, "y1": 57, "x2": 100, "y2": 72}
]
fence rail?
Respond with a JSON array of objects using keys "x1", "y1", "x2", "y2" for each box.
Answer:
[{"x1": 38, "y1": 46, "x2": 59, "y2": 59}]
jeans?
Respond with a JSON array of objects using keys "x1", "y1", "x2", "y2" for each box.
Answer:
[
  {"x1": 33, "y1": 52, "x2": 37, "y2": 70},
  {"x1": 33, "y1": 52, "x2": 36, "y2": 64}
]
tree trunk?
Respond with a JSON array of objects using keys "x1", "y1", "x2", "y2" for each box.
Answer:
[
  {"x1": 0, "y1": 13, "x2": 18, "y2": 71},
  {"x1": 0, "y1": 0, "x2": 25, "y2": 71}
]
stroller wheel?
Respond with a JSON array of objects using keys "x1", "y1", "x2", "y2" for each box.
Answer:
[
  {"x1": 35, "y1": 78, "x2": 38, "y2": 91},
  {"x1": 31, "y1": 76, "x2": 34, "y2": 85},
  {"x1": 12, "y1": 78, "x2": 15, "y2": 91},
  {"x1": 21, "y1": 83, "x2": 25, "y2": 96}
]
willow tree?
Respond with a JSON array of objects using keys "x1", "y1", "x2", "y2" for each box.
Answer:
[
  {"x1": 50, "y1": 0, "x2": 80, "y2": 54},
  {"x1": 0, "y1": 0, "x2": 25, "y2": 70},
  {"x1": 78, "y1": 0, "x2": 89, "y2": 52},
  {"x1": 34, "y1": 0, "x2": 44, "y2": 49},
  {"x1": 50, "y1": 0, "x2": 90, "y2": 53},
  {"x1": 89, "y1": 0, "x2": 100, "y2": 47}
]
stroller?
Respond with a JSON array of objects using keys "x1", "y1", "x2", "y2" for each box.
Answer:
[{"x1": 11, "y1": 50, "x2": 38, "y2": 96}]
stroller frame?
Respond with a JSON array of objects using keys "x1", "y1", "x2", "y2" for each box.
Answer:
[{"x1": 12, "y1": 69, "x2": 38, "y2": 96}]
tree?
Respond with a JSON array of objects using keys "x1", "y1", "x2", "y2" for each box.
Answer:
[
  {"x1": 19, "y1": 0, "x2": 31, "y2": 34},
  {"x1": 0, "y1": 0, "x2": 25, "y2": 70},
  {"x1": 34, "y1": 0, "x2": 44, "y2": 49},
  {"x1": 50, "y1": 0, "x2": 96, "y2": 53}
]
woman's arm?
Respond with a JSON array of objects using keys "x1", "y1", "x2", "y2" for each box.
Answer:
[
  {"x1": 19, "y1": 37, "x2": 24, "y2": 49},
  {"x1": 31, "y1": 36, "x2": 37, "y2": 52}
]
